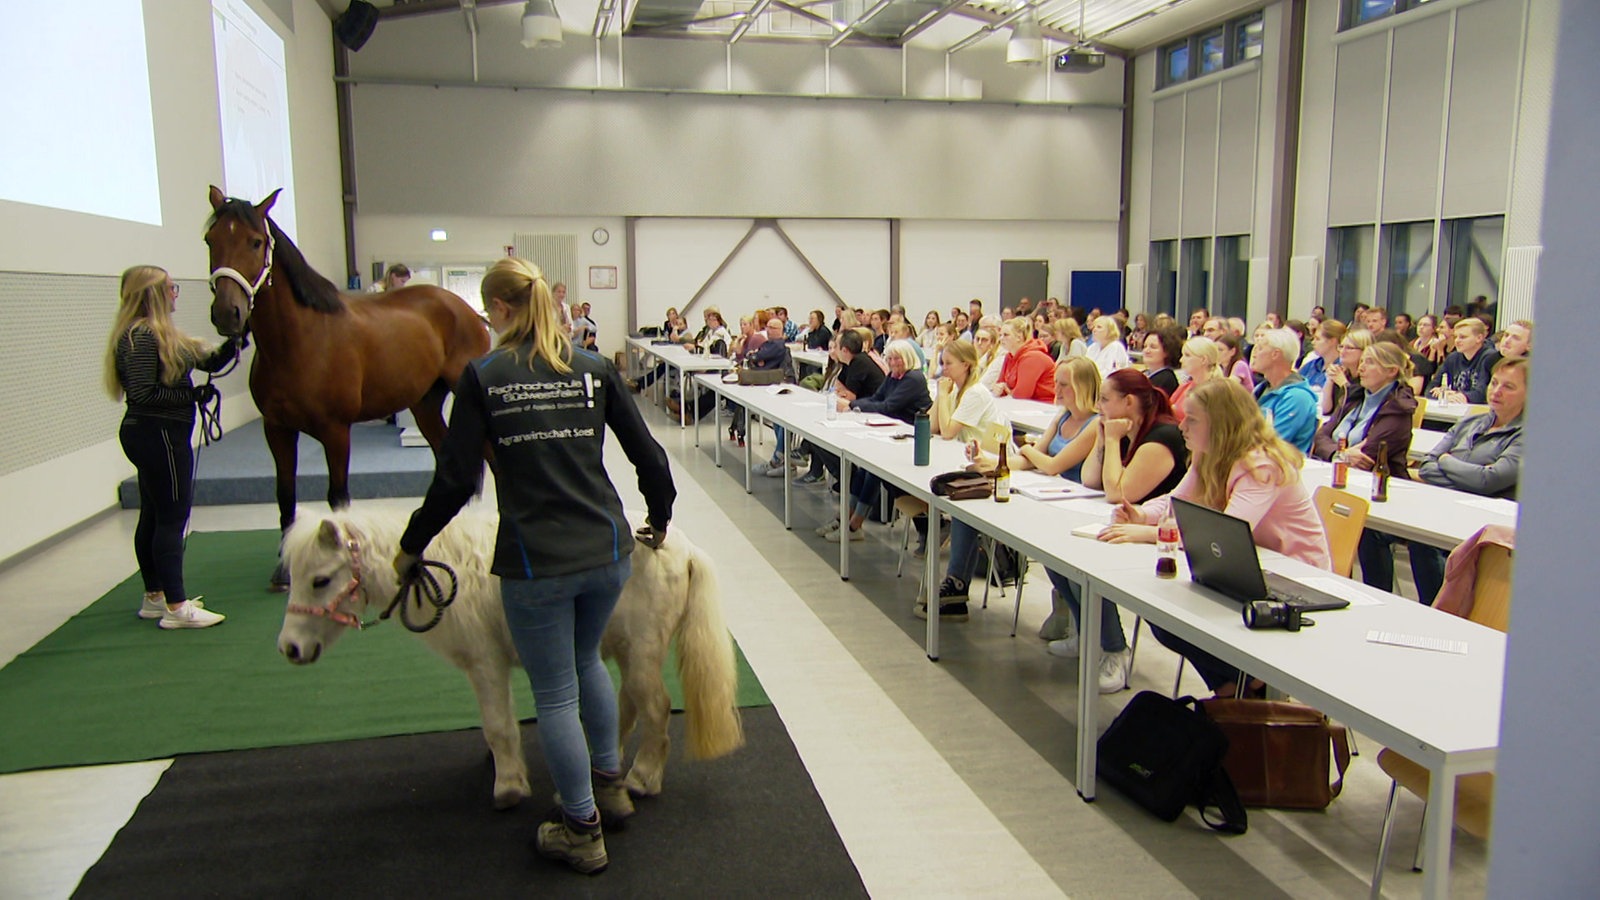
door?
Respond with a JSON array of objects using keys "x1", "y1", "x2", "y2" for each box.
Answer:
[{"x1": 1000, "y1": 260, "x2": 1049, "y2": 315}]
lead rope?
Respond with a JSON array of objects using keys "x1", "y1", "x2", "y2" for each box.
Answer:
[{"x1": 374, "y1": 559, "x2": 459, "y2": 633}]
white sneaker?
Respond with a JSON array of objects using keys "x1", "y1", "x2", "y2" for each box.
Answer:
[
  {"x1": 159, "y1": 599, "x2": 225, "y2": 630},
  {"x1": 762, "y1": 462, "x2": 786, "y2": 478},
  {"x1": 815, "y1": 520, "x2": 841, "y2": 537},
  {"x1": 824, "y1": 526, "x2": 864, "y2": 543},
  {"x1": 1097, "y1": 649, "x2": 1130, "y2": 694},
  {"x1": 751, "y1": 461, "x2": 772, "y2": 477},
  {"x1": 1046, "y1": 635, "x2": 1080, "y2": 658},
  {"x1": 139, "y1": 592, "x2": 166, "y2": 619}
]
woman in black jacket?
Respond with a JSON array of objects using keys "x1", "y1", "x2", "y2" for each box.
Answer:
[{"x1": 826, "y1": 340, "x2": 933, "y2": 542}]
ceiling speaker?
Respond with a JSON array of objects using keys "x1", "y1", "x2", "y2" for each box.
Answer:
[{"x1": 335, "y1": 1, "x2": 379, "y2": 52}]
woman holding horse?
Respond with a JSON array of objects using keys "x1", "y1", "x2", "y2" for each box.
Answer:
[
  {"x1": 105, "y1": 265, "x2": 240, "y2": 629},
  {"x1": 395, "y1": 257, "x2": 675, "y2": 876}
]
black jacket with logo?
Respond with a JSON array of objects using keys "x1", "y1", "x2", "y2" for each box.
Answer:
[{"x1": 401, "y1": 344, "x2": 675, "y2": 578}]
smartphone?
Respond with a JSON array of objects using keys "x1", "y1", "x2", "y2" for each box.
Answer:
[{"x1": 1011, "y1": 431, "x2": 1029, "y2": 449}]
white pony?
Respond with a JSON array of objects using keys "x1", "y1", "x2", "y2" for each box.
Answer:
[{"x1": 275, "y1": 506, "x2": 744, "y2": 809}]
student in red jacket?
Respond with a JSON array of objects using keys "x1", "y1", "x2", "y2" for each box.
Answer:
[{"x1": 992, "y1": 317, "x2": 1056, "y2": 402}]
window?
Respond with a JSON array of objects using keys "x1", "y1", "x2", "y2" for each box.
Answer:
[
  {"x1": 1156, "y1": 12, "x2": 1265, "y2": 89},
  {"x1": 1443, "y1": 216, "x2": 1505, "y2": 324},
  {"x1": 1215, "y1": 236, "x2": 1251, "y2": 320},
  {"x1": 1181, "y1": 237, "x2": 1213, "y2": 318},
  {"x1": 1341, "y1": 0, "x2": 1439, "y2": 31},
  {"x1": 1326, "y1": 226, "x2": 1374, "y2": 322},
  {"x1": 1236, "y1": 14, "x2": 1264, "y2": 61},
  {"x1": 1198, "y1": 29, "x2": 1226, "y2": 76},
  {"x1": 1150, "y1": 240, "x2": 1178, "y2": 318},
  {"x1": 1380, "y1": 221, "x2": 1435, "y2": 321}
]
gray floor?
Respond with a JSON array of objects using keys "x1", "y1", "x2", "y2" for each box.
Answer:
[{"x1": 0, "y1": 396, "x2": 1487, "y2": 899}]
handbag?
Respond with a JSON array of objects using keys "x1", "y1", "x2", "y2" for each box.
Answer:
[
  {"x1": 1097, "y1": 691, "x2": 1248, "y2": 834},
  {"x1": 737, "y1": 367, "x2": 784, "y2": 386},
  {"x1": 930, "y1": 471, "x2": 993, "y2": 501},
  {"x1": 1199, "y1": 698, "x2": 1352, "y2": 810}
]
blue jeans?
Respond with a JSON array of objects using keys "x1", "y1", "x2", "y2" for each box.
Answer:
[
  {"x1": 501, "y1": 557, "x2": 630, "y2": 822},
  {"x1": 1357, "y1": 529, "x2": 1447, "y2": 605},
  {"x1": 1045, "y1": 569, "x2": 1127, "y2": 652}
]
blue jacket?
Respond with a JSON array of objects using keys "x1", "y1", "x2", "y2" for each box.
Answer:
[
  {"x1": 1255, "y1": 372, "x2": 1320, "y2": 453},
  {"x1": 851, "y1": 370, "x2": 932, "y2": 424}
]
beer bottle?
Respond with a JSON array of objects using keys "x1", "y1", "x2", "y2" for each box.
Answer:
[
  {"x1": 1371, "y1": 441, "x2": 1390, "y2": 503},
  {"x1": 1331, "y1": 436, "x2": 1349, "y2": 489},
  {"x1": 994, "y1": 441, "x2": 1011, "y2": 503}
]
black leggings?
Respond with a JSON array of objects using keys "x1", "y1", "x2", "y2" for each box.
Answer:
[{"x1": 120, "y1": 417, "x2": 195, "y2": 604}]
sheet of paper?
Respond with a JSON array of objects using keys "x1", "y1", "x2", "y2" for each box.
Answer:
[
  {"x1": 1016, "y1": 483, "x2": 1107, "y2": 502},
  {"x1": 1285, "y1": 575, "x2": 1387, "y2": 607},
  {"x1": 1459, "y1": 496, "x2": 1518, "y2": 516},
  {"x1": 1072, "y1": 522, "x2": 1107, "y2": 539},
  {"x1": 1056, "y1": 498, "x2": 1115, "y2": 517}
]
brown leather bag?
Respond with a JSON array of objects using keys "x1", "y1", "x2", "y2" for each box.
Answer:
[{"x1": 1199, "y1": 699, "x2": 1352, "y2": 810}]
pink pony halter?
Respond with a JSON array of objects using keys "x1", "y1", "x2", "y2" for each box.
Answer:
[
  {"x1": 285, "y1": 534, "x2": 372, "y2": 629},
  {"x1": 285, "y1": 530, "x2": 458, "y2": 633}
]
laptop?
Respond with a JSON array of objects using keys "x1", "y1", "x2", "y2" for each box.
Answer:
[{"x1": 1171, "y1": 498, "x2": 1350, "y2": 612}]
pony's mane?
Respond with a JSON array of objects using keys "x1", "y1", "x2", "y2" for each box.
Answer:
[
  {"x1": 207, "y1": 198, "x2": 344, "y2": 314},
  {"x1": 282, "y1": 505, "x2": 500, "y2": 607}
]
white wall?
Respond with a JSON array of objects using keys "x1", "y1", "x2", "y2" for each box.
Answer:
[{"x1": 0, "y1": 0, "x2": 341, "y2": 564}]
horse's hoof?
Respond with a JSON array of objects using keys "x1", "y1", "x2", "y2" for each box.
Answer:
[
  {"x1": 624, "y1": 771, "x2": 662, "y2": 797},
  {"x1": 493, "y1": 778, "x2": 531, "y2": 810}
]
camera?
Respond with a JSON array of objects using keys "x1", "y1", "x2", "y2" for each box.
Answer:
[{"x1": 1243, "y1": 600, "x2": 1304, "y2": 632}]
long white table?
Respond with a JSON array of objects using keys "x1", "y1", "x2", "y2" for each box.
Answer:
[{"x1": 626, "y1": 338, "x2": 736, "y2": 428}]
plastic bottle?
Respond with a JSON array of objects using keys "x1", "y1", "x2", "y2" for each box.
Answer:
[
  {"x1": 825, "y1": 385, "x2": 838, "y2": 421},
  {"x1": 1331, "y1": 436, "x2": 1349, "y2": 489},
  {"x1": 1371, "y1": 440, "x2": 1390, "y2": 502},
  {"x1": 994, "y1": 442, "x2": 1011, "y2": 503},
  {"x1": 913, "y1": 410, "x2": 930, "y2": 466},
  {"x1": 1155, "y1": 510, "x2": 1179, "y2": 578}
]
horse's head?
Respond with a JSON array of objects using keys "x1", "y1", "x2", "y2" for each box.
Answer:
[
  {"x1": 205, "y1": 185, "x2": 279, "y2": 337},
  {"x1": 277, "y1": 517, "x2": 373, "y2": 665}
]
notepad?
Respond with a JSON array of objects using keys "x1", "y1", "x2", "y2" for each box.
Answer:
[
  {"x1": 1016, "y1": 483, "x2": 1106, "y2": 502},
  {"x1": 1366, "y1": 630, "x2": 1468, "y2": 654},
  {"x1": 1072, "y1": 523, "x2": 1108, "y2": 539}
]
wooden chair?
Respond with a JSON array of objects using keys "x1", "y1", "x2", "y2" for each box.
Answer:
[
  {"x1": 1368, "y1": 542, "x2": 1512, "y2": 898},
  {"x1": 1411, "y1": 397, "x2": 1427, "y2": 434},
  {"x1": 1314, "y1": 487, "x2": 1370, "y2": 578}
]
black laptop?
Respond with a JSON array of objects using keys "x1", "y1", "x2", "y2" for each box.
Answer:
[{"x1": 1171, "y1": 498, "x2": 1350, "y2": 612}]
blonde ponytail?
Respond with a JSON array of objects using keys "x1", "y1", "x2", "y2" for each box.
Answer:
[{"x1": 482, "y1": 258, "x2": 573, "y2": 374}]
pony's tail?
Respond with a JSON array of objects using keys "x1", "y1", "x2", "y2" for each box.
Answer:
[{"x1": 674, "y1": 540, "x2": 744, "y2": 760}]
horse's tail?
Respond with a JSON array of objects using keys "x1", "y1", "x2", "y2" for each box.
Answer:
[{"x1": 674, "y1": 539, "x2": 745, "y2": 760}]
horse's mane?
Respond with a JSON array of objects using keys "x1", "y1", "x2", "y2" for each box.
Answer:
[
  {"x1": 282, "y1": 505, "x2": 501, "y2": 607},
  {"x1": 208, "y1": 198, "x2": 344, "y2": 314}
]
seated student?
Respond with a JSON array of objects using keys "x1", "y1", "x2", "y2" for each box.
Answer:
[
  {"x1": 1169, "y1": 336, "x2": 1223, "y2": 424},
  {"x1": 974, "y1": 326, "x2": 1006, "y2": 389},
  {"x1": 1084, "y1": 316, "x2": 1132, "y2": 378},
  {"x1": 1050, "y1": 317, "x2": 1088, "y2": 362},
  {"x1": 888, "y1": 322, "x2": 925, "y2": 369},
  {"x1": 1363, "y1": 357, "x2": 1528, "y2": 605},
  {"x1": 1428, "y1": 317, "x2": 1501, "y2": 403},
  {"x1": 1320, "y1": 327, "x2": 1373, "y2": 416},
  {"x1": 802, "y1": 309, "x2": 832, "y2": 350},
  {"x1": 1216, "y1": 332, "x2": 1254, "y2": 391},
  {"x1": 664, "y1": 309, "x2": 733, "y2": 418},
  {"x1": 803, "y1": 329, "x2": 889, "y2": 486},
  {"x1": 1496, "y1": 319, "x2": 1532, "y2": 360},
  {"x1": 748, "y1": 318, "x2": 798, "y2": 477},
  {"x1": 1048, "y1": 369, "x2": 1190, "y2": 690},
  {"x1": 824, "y1": 341, "x2": 934, "y2": 542},
  {"x1": 631, "y1": 312, "x2": 691, "y2": 393},
  {"x1": 1104, "y1": 378, "x2": 1331, "y2": 698},
  {"x1": 915, "y1": 339, "x2": 1011, "y2": 622},
  {"x1": 1140, "y1": 324, "x2": 1184, "y2": 398},
  {"x1": 990, "y1": 317, "x2": 1056, "y2": 401},
  {"x1": 1310, "y1": 341, "x2": 1417, "y2": 477},
  {"x1": 1250, "y1": 328, "x2": 1320, "y2": 453},
  {"x1": 1297, "y1": 319, "x2": 1346, "y2": 391}
]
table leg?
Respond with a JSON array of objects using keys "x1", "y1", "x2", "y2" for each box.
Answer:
[
  {"x1": 677, "y1": 368, "x2": 687, "y2": 428},
  {"x1": 1077, "y1": 576, "x2": 1102, "y2": 801},
  {"x1": 924, "y1": 503, "x2": 941, "y2": 661},
  {"x1": 1420, "y1": 759, "x2": 1461, "y2": 898},
  {"x1": 782, "y1": 427, "x2": 792, "y2": 530},
  {"x1": 839, "y1": 457, "x2": 852, "y2": 581},
  {"x1": 744, "y1": 407, "x2": 753, "y2": 494}
]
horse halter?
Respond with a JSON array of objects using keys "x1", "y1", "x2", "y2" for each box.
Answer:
[
  {"x1": 286, "y1": 535, "x2": 371, "y2": 630},
  {"x1": 208, "y1": 218, "x2": 275, "y2": 308}
]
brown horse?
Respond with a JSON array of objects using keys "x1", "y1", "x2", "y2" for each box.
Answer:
[{"x1": 204, "y1": 186, "x2": 490, "y2": 588}]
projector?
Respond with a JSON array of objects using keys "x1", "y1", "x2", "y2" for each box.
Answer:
[{"x1": 1054, "y1": 50, "x2": 1107, "y2": 73}]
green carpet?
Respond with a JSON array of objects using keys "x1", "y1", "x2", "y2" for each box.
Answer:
[{"x1": 0, "y1": 529, "x2": 769, "y2": 775}]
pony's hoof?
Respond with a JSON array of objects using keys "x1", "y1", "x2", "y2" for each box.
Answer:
[
  {"x1": 493, "y1": 780, "x2": 530, "y2": 810},
  {"x1": 624, "y1": 771, "x2": 662, "y2": 797}
]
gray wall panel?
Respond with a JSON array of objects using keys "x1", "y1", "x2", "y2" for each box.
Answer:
[
  {"x1": 1215, "y1": 73, "x2": 1260, "y2": 236},
  {"x1": 1381, "y1": 15, "x2": 1449, "y2": 222},
  {"x1": 1148, "y1": 96, "x2": 1186, "y2": 239},
  {"x1": 1445, "y1": 0, "x2": 1523, "y2": 217},
  {"x1": 1180, "y1": 84, "x2": 1220, "y2": 238},
  {"x1": 1327, "y1": 34, "x2": 1387, "y2": 226}
]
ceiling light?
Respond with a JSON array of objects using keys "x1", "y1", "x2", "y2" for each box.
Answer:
[
  {"x1": 1007, "y1": 9, "x2": 1044, "y2": 66},
  {"x1": 431, "y1": 229, "x2": 448, "y2": 241},
  {"x1": 521, "y1": 0, "x2": 564, "y2": 49}
]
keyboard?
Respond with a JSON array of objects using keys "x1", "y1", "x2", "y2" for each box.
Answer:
[{"x1": 1263, "y1": 572, "x2": 1350, "y2": 611}]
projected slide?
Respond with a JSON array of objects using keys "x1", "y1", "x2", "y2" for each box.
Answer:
[
  {"x1": 213, "y1": 0, "x2": 298, "y2": 240},
  {"x1": 0, "y1": 0, "x2": 161, "y2": 225}
]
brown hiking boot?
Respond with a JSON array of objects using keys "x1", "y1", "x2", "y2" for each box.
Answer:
[{"x1": 536, "y1": 814, "x2": 608, "y2": 874}]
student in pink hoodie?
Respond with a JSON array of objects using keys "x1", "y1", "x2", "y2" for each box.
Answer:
[
  {"x1": 991, "y1": 317, "x2": 1057, "y2": 402},
  {"x1": 1101, "y1": 377, "x2": 1330, "y2": 697}
]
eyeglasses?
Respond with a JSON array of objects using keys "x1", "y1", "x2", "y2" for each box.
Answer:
[{"x1": 167, "y1": 282, "x2": 180, "y2": 297}]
